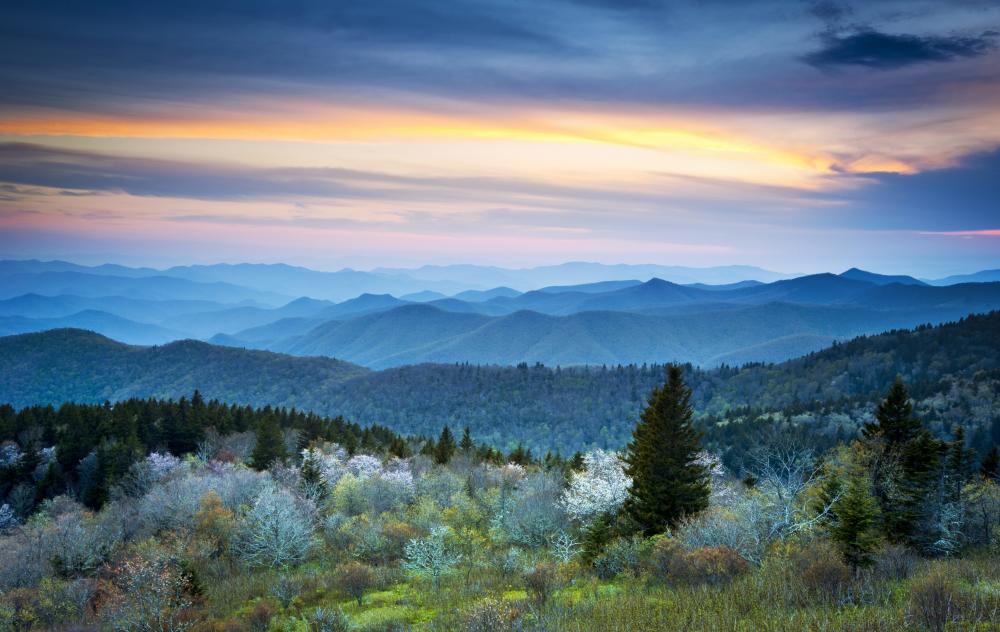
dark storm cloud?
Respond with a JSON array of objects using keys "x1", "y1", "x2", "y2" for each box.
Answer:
[{"x1": 803, "y1": 29, "x2": 997, "y2": 69}]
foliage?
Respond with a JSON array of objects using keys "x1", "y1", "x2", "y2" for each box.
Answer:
[
  {"x1": 232, "y1": 485, "x2": 314, "y2": 569},
  {"x1": 402, "y1": 526, "x2": 460, "y2": 587},
  {"x1": 623, "y1": 365, "x2": 709, "y2": 535},
  {"x1": 561, "y1": 450, "x2": 630, "y2": 523},
  {"x1": 828, "y1": 467, "x2": 881, "y2": 567}
]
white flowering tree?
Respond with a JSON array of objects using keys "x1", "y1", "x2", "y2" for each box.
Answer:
[
  {"x1": 233, "y1": 485, "x2": 315, "y2": 568},
  {"x1": 347, "y1": 454, "x2": 383, "y2": 479},
  {"x1": 403, "y1": 526, "x2": 461, "y2": 588},
  {"x1": 561, "y1": 450, "x2": 631, "y2": 522}
]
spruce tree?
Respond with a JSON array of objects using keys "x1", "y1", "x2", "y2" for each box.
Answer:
[
  {"x1": 981, "y1": 445, "x2": 1000, "y2": 480},
  {"x1": 459, "y1": 426, "x2": 474, "y2": 454},
  {"x1": 622, "y1": 365, "x2": 709, "y2": 535},
  {"x1": 946, "y1": 426, "x2": 974, "y2": 500},
  {"x1": 829, "y1": 470, "x2": 881, "y2": 568},
  {"x1": 434, "y1": 425, "x2": 456, "y2": 464},
  {"x1": 862, "y1": 377, "x2": 920, "y2": 445},
  {"x1": 250, "y1": 415, "x2": 287, "y2": 470},
  {"x1": 863, "y1": 377, "x2": 947, "y2": 546},
  {"x1": 299, "y1": 448, "x2": 325, "y2": 497}
]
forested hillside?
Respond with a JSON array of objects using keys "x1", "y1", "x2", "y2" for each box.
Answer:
[{"x1": 2, "y1": 312, "x2": 998, "y2": 455}]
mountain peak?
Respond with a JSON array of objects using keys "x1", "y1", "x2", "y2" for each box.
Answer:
[{"x1": 840, "y1": 268, "x2": 926, "y2": 286}]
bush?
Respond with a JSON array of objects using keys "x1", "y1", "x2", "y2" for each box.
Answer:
[
  {"x1": 524, "y1": 562, "x2": 558, "y2": 607},
  {"x1": 335, "y1": 561, "x2": 374, "y2": 606},
  {"x1": 907, "y1": 570, "x2": 963, "y2": 632},
  {"x1": 646, "y1": 536, "x2": 682, "y2": 582},
  {"x1": 464, "y1": 597, "x2": 520, "y2": 632},
  {"x1": 874, "y1": 544, "x2": 917, "y2": 582},
  {"x1": 99, "y1": 556, "x2": 196, "y2": 632},
  {"x1": 789, "y1": 541, "x2": 851, "y2": 603},
  {"x1": 592, "y1": 536, "x2": 643, "y2": 580},
  {"x1": 666, "y1": 546, "x2": 749, "y2": 586},
  {"x1": 308, "y1": 607, "x2": 353, "y2": 632},
  {"x1": 244, "y1": 599, "x2": 279, "y2": 632}
]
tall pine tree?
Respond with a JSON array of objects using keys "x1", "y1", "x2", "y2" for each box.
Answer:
[
  {"x1": 829, "y1": 468, "x2": 881, "y2": 568},
  {"x1": 862, "y1": 377, "x2": 920, "y2": 445},
  {"x1": 459, "y1": 426, "x2": 474, "y2": 455},
  {"x1": 434, "y1": 425, "x2": 456, "y2": 465},
  {"x1": 863, "y1": 378, "x2": 946, "y2": 547},
  {"x1": 250, "y1": 415, "x2": 287, "y2": 470},
  {"x1": 623, "y1": 365, "x2": 709, "y2": 535}
]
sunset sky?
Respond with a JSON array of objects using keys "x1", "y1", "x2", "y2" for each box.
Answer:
[{"x1": 1, "y1": 0, "x2": 998, "y2": 275}]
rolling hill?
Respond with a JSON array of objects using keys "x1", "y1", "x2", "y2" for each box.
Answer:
[
  {"x1": 0, "y1": 328, "x2": 368, "y2": 409},
  {"x1": 2, "y1": 312, "x2": 997, "y2": 452}
]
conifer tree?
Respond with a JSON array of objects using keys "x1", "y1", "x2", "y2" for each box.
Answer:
[
  {"x1": 459, "y1": 426, "x2": 474, "y2": 454},
  {"x1": 433, "y1": 425, "x2": 456, "y2": 465},
  {"x1": 623, "y1": 365, "x2": 709, "y2": 535},
  {"x1": 862, "y1": 377, "x2": 920, "y2": 445},
  {"x1": 299, "y1": 447, "x2": 324, "y2": 498},
  {"x1": 946, "y1": 426, "x2": 974, "y2": 500},
  {"x1": 389, "y1": 436, "x2": 409, "y2": 459},
  {"x1": 981, "y1": 445, "x2": 1000, "y2": 480},
  {"x1": 863, "y1": 377, "x2": 947, "y2": 546},
  {"x1": 829, "y1": 470, "x2": 881, "y2": 568},
  {"x1": 251, "y1": 415, "x2": 287, "y2": 470}
]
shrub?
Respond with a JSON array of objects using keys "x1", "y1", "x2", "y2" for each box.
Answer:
[
  {"x1": 907, "y1": 570, "x2": 963, "y2": 632},
  {"x1": 193, "y1": 491, "x2": 235, "y2": 558},
  {"x1": 268, "y1": 575, "x2": 304, "y2": 608},
  {"x1": 646, "y1": 536, "x2": 682, "y2": 583},
  {"x1": 380, "y1": 521, "x2": 418, "y2": 562},
  {"x1": 667, "y1": 546, "x2": 749, "y2": 586},
  {"x1": 244, "y1": 599, "x2": 278, "y2": 632},
  {"x1": 99, "y1": 556, "x2": 196, "y2": 632},
  {"x1": 592, "y1": 536, "x2": 643, "y2": 580},
  {"x1": 336, "y1": 561, "x2": 374, "y2": 606},
  {"x1": 464, "y1": 597, "x2": 520, "y2": 632},
  {"x1": 524, "y1": 562, "x2": 558, "y2": 607},
  {"x1": 789, "y1": 540, "x2": 851, "y2": 603},
  {"x1": 308, "y1": 607, "x2": 353, "y2": 632},
  {"x1": 874, "y1": 544, "x2": 918, "y2": 582}
]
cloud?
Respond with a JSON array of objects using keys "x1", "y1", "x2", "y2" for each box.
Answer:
[
  {"x1": 804, "y1": 29, "x2": 997, "y2": 69},
  {"x1": 823, "y1": 148, "x2": 1000, "y2": 231}
]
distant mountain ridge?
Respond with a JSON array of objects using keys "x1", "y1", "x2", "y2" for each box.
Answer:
[{"x1": 2, "y1": 260, "x2": 999, "y2": 360}]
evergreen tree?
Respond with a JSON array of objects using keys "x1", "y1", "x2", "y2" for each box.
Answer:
[
  {"x1": 829, "y1": 470, "x2": 881, "y2": 568},
  {"x1": 862, "y1": 377, "x2": 920, "y2": 445},
  {"x1": 299, "y1": 447, "x2": 325, "y2": 498},
  {"x1": 389, "y1": 436, "x2": 410, "y2": 459},
  {"x1": 622, "y1": 365, "x2": 709, "y2": 535},
  {"x1": 507, "y1": 443, "x2": 533, "y2": 466},
  {"x1": 946, "y1": 426, "x2": 975, "y2": 500},
  {"x1": 250, "y1": 415, "x2": 287, "y2": 470},
  {"x1": 981, "y1": 445, "x2": 1000, "y2": 480},
  {"x1": 581, "y1": 512, "x2": 613, "y2": 564},
  {"x1": 459, "y1": 426, "x2": 474, "y2": 454},
  {"x1": 434, "y1": 426, "x2": 456, "y2": 464},
  {"x1": 863, "y1": 378, "x2": 946, "y2": 546}
]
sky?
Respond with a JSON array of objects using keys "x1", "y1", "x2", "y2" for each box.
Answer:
[{"x1": 0, "y1": 0, "x2": 998, "y2": 276}]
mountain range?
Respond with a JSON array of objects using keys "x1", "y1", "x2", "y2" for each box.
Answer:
[{"x1": 2, "y1": 260, "x2": 999, "y2": 368}]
